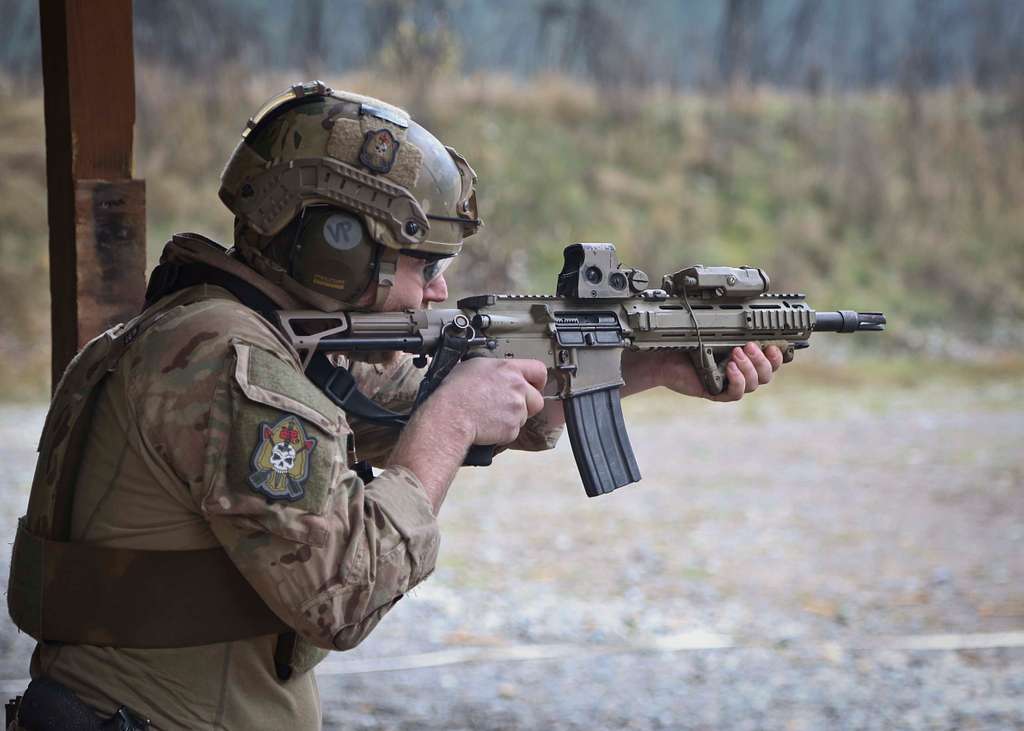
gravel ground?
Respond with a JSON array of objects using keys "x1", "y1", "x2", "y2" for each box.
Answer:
[{"x1": 0, "y1": 368, "x2": 1022, "y2": 730}]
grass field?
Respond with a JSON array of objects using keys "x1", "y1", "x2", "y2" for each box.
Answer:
[{"x1": 1, "y1": 69, "x2": 1022, "y2": 398}]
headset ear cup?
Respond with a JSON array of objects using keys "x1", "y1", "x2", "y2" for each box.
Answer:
[{"x1": 290, "y1": 207, "x2": 378, "y2": 302}]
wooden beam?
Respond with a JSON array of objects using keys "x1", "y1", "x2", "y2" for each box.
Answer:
[{"x1": 39, "y1": 0, "x2": 146, "y2": 390}]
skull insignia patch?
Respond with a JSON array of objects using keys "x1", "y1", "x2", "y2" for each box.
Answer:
[
  {"x1": 359, "y1": 128, "x2": 400, "y2": 174},
  {"x1": 249, "y1": 414, "x2": 317, "y2": 502}
]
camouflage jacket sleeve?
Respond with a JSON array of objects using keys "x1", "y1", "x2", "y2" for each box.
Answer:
[
  {"x1": 136, "y1": 302, "x2": 440, "y2": 652},
  {"x1": 505, "y1": 409, "x2": 565, "y2": 452}
]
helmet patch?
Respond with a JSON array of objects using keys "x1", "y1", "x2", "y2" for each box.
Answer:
[
  {"x1": 249, "y1": 414, "x2": 317, "y2": 502},
  {"x1": 359, "y1": 128, "x2": 400, "y2": 174}
]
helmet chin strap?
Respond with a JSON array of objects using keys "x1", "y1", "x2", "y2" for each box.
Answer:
[{"x1": 373, "y1": 246, "x2": 400, "y2": 310}]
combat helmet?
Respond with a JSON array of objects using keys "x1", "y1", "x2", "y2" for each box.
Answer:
[{"x1": 220, "y1": 80, "x2": 481, "y2": 310}]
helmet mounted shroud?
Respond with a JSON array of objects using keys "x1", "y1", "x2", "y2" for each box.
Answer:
[{"x1": 220, "y1": 81, "x2": 481, "y2": 310}]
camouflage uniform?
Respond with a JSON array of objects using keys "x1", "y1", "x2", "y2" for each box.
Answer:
[
  {"x1": 27, "y1": 237, "x2": 537, "y2": 730},
  {"x1": 17, "y1": 83, "x2": 563, "y2": 729}
]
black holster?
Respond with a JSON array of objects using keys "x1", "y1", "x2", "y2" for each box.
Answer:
[{"x1": 13, "y1": 677, "x2": 149, "y2": 731}]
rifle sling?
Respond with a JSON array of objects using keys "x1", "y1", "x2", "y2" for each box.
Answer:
[
  {"x1": 149, "y1": 258, "x2": 410, "y2": 428},
  {"x1": 304, "y1": 351, "x2": 408, "y2": 428}
]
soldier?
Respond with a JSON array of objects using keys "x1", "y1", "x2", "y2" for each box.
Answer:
[{"x1": 6, "y1": 82, "x2": 782, "y2": 730}]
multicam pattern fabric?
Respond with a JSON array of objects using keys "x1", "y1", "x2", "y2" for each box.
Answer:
[
  {"x1": 32, "y1": 285, "x2": 439, "y2": 730},
  {"x1": 28, "y1": 237, "x2": 563, "y2": 730}
]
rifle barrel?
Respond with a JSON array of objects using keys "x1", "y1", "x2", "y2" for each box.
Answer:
[{"x1": 813, "y1": 310, "x2": 886, "y2": 333}]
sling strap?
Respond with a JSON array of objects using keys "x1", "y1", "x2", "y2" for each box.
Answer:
[
  {"x1": 147, "y1": 258, "x2": 410, "y2": 429},
  {"x1": 412, "y1": 327, "x2": 495, "y2": 467}
]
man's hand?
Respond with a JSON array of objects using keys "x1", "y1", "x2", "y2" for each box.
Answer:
[
  {"x1": 388, "y1": 358, "x2": 547, "y2": 513},
  {"x1": 432, "y1": 358, "x2": 548, "y2": 445},
  {"x1": 621, "y1": 343, "x2": 785, "y2": 402}
]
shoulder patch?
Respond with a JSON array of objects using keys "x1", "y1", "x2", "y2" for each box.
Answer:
[{"x1": 249, "y1": 414, "x2": 318, "y2": 502}]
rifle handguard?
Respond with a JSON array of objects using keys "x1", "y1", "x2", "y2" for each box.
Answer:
[{"x1": 563, "y1": 386, "x2": 641, "y2": 497}]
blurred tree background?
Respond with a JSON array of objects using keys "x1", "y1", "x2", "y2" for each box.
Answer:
[{"x1": 0, "y1": 0, "x2": 1022, "y2": 397}]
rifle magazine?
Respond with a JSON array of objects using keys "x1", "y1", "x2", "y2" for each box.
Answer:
[{"x1": 564, "y1": 386, "x2": 641, "y2": 497}]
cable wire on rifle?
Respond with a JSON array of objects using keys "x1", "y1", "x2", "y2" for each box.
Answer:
[{"x1": 681, "y1": 287, "x2": 705, "y2": 357}]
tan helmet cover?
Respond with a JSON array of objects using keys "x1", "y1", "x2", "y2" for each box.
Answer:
[{"x1": 220, "y1": 81, "x2": 480, "y2": 260}]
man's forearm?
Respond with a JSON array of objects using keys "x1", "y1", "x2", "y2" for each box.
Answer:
[
  {"x1": 386, "y1": 401, "x2": 472, "y2": 515},
  {"x1": 619, "y1": 350, "x2": 660, "y2": 397}
]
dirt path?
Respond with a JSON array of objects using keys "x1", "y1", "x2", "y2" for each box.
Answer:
[{"x1": 1, "y1": 372, "x2": 1021, "y2": 730}]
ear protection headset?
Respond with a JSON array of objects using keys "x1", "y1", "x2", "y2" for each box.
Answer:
[{"x1": 286, "y1": 205, "x2": 382, "y2": 303}]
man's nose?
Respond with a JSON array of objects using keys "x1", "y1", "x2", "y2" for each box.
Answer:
[{"x1": 423, "y1": 274, "x2": 448, "y2": 304}]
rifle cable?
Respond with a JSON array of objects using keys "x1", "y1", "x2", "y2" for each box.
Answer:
[{"x1": 681, "y1": 288, "x2": 705, "y2": 357}]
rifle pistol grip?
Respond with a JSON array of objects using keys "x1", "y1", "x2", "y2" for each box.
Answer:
[{"x1": 464, "y1": 443, "x2": 495, "y2": 466}]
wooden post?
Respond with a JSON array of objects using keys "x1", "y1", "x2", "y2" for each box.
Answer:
[{"x1": 39, "y1": 0, "x2": 146, "y2": 390}]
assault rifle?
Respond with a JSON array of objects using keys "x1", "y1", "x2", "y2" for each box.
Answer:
[{"x1": 279, "y1": 243, "x2": 885, "y2": 497}]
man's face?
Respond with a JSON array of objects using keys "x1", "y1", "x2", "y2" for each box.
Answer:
[{"x1": 375, "y1": 253, "x2": 450, "y2": 312}]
